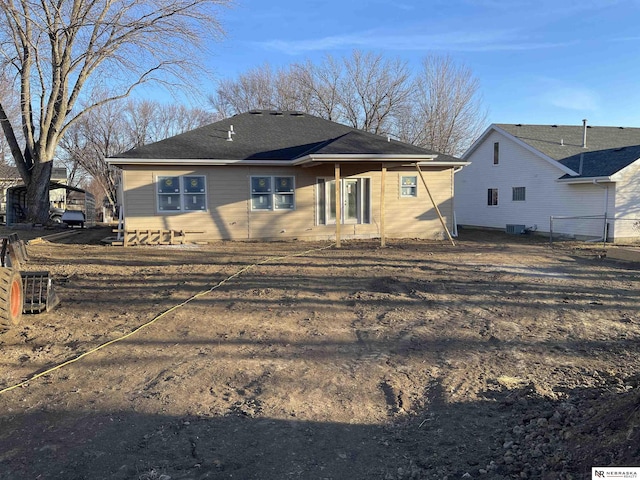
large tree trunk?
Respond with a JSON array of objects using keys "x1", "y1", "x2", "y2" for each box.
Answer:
[{"x1": 25, "y1": 161, "x2": 53, "y2": 224}]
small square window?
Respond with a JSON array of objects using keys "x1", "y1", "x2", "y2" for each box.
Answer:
[
  {"x1": 400, "y1": 176, "x2": 417, "y2": 197},
  {"x1": 274, "y1": 194, "x2": 294, "y2": 209},
  {"x1": 252, "y1": 176, "x2": 272, "y2": 193},
  {"x1": 275, "y1": 176, "x2": 294, "y2": 193},
  {"x1": 184, "y1": 194, "x2": 207, "y2": 210},
  {"x1": 158, "y1": 176, "x2": 180, "y2": 193},
  {"x1": 251, "y1": 194, "x2": 272, "y2": 210},
  {"x1": 512, "y1": 187, "x2": 526, "y2": 201},
  {"x1": 158, "y1": 194, "x2": 182, "y2": 211},
  {"x1": 183, "y1": 176, "x2": 205, "y2": 193}
]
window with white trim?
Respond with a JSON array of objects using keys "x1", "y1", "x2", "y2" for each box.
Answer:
[
  {"x1": 487, "y1": 188, "x2": 498, "y2": 206},
  {"x1": 157, "y1": 175, "x2": 207, "y2": 212},
  {"x1": 512, "y1": 186, "x2": 526, "y2": 201},
  {"x1": 493, "y1": 142, "x2": 500, "y2": 165},
  {"x1": 250, "y1": 176, "x2": 295, "y2": 211},
  {"x1": 400, "y1": 176, "x2": 417, "y2": 197}
]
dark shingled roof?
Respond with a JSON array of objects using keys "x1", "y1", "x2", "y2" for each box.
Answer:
[
  {"x1": 496, "y1": 124, "x2": 640, "y2": 179},
  {"x1": 116, "y1": 110, "x2": 459, "y2": 162}
]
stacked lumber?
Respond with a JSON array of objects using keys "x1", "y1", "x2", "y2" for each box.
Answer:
[{"x1": 119, "y1": 229, "x2": 190, "y2": 246}]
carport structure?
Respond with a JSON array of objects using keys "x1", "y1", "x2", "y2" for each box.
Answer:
[{"x1": 6, "y1": 182, "x2": 96, "y2": 227}]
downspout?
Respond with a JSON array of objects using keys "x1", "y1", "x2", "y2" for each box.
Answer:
[
  {"x1": 592, "y1": 179, "x2": 609, "y2": 243},
  {"x1": 451, "y1": 166, "x2": 465, "y2": 237}
]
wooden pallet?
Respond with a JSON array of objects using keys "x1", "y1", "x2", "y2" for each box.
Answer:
[{"x1": 118, "y1": 229, "x2": 202, "y2": 246}]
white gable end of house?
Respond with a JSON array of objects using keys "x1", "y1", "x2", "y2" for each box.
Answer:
[{"x1": 455, "y1": 127, "x2": 613, "y2": 237}]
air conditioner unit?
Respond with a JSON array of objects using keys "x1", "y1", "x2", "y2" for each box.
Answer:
[{"x1": 505, "y1": 224, "x2": 526, "y2": 235}]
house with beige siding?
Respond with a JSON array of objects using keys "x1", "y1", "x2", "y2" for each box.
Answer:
[
  {"x1": 107, "y1": 110, "x2": 468, "y2": 245},
  {"x1": 455, "y1": 121, "x2": 640, "y2": 242}
]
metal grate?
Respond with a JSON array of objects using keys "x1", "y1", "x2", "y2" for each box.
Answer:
[
  {"x1": 505, "y1": 224, "x2": 526, "y2": 235},
  {"x1": 21, "y1": 271, "x2": 60, "y2": 314}
]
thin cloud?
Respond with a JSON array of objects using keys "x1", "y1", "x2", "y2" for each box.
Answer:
[
  {"x1": 538, "y1": 82, "x2": 600, "y2": 112},
  {"x1": 465, "y1": 0, "x2": 627, "y2": 13},
  {"x1": 367, "y1": 0, "x2": 417, "y2": 10},
  {"x1": 611, "y1": 35, "x2": 640, "y2": 42},
  {"x1": 258, "y1": 29, "x2": 574, "y2": 55}
]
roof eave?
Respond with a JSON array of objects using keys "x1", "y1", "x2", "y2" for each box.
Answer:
[
  {"x1": 295, "y1": 153, "x2": 467, "y2": 166},
  {"x1": 107, "y1": 154, "x2": 468, "y2": 167},
  {"x1": 106, "y1": 158, "x2": 295, "y2": 166},
  {"x1": 557, "y1": 176, "x2": 614, "y2": 184},
  {"x1": 296, "y1": 153, "x2": 437, "y2": 163}
]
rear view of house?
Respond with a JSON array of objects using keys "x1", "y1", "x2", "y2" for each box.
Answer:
[
  {"x1": 455, "y1": 121, "x2": 640, "y2": 242},
  {"x1": 107, "y1": 110, "x2": 468, "y2": 245}
]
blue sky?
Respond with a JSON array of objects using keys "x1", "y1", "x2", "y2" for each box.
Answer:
[{"x1": 197, "y1": 0, "x2": 640, "y2": 128}]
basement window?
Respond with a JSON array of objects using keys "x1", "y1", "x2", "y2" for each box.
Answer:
[
  {"x1": 250, "y1": 176, "x2": 295, "y2": 211},
  {"x1": 157, "y1": 175, "x2": 207, "y2": 212}
]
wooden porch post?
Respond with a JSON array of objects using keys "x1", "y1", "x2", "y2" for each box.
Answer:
[
  {"x1": 416, "y1": 164, "x2": 456, "y2": 246},
  {"x1": 335, "y1": 163, "x2": 341, "y2": 248},
  {"x1": 380, "y1": 164, "x2": 387, "y2": 247}
]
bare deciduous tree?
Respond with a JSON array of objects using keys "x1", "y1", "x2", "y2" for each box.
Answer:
[
  {"x1": 339, "y1": 50, "x2": 412, "y2": 135},
  {"x1": 210, "y1": 64, "x2": 278, "y2": 118},
  {"x1": 209, "y1": 52, "x2": 412, "y2": 136},
  {"x1": 403, "y1": 55, "x2": 486, "y2": 155},
  {"x1": 58, "y1": 99, "x2": 214, "y2": 215},
  {"x1": 291, "y1": 56, "x2": 343, "y2": 122},
  {"x1": 0, "y1": 74, "x2": 20, "y2": 166},
  {"x1": 0, "y1": 0, "x2": 231, "y2": 223},
  {"x1": 208, "y1": 50, "x2": 485, "y2": 156}
]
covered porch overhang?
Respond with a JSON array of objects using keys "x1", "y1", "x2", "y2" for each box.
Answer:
[{"x1": 298, "y1": 155, "x2": 468, "y2": 248}]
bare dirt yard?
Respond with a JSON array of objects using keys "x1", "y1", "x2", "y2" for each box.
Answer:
[{"x1": 0, "y1": 226, "x2": 639, "y2": 480}]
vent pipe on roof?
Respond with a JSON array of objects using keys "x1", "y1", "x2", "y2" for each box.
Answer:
[
  {"x1": 582, "y1": 119, "x2": 587, "y2": 148},
  {"x1": 226, "y1": 124, "x2": 235, "y2": 142}
]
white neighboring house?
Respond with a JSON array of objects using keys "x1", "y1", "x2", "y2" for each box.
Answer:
[{"x1": 455, "y1": 121, "x2": 640, "y2": 242}]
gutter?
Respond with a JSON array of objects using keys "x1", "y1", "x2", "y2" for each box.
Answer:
[
  {"x1": 556, "y1": 176, "x2": 613, "y2": 184},
  {"x1": 107, "y1": 156, "x2": 470, "y2": 168},
  {"x1": 107, "y1": 158, "x2": 296, "y2": 166}
]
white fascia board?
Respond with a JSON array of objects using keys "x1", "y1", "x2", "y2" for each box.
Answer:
[
  {"x1": 106, "y1": 158, "x2": 295, "y2": 166},
  {"x1": 461, "y1": 124, "x2": 494, "y2": 159},
  {"x1": 293, "y1": 154, "x2": 438, "y2": 165},
  {"x1": 556, "y1": 176, "x2": 614, "y2": 184},
  {"x1": 416, "y1": 161, "x2": 470, "y2": 167},
  {"x1": 106, "y1": 155, "x2": 468, "y2": 168},
  {"x1": 293, "y1": 154, "x2": 468, "y2": 167},
  {"x1": 464, "y1": 124, "x2": 578, "y2": 177}
]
